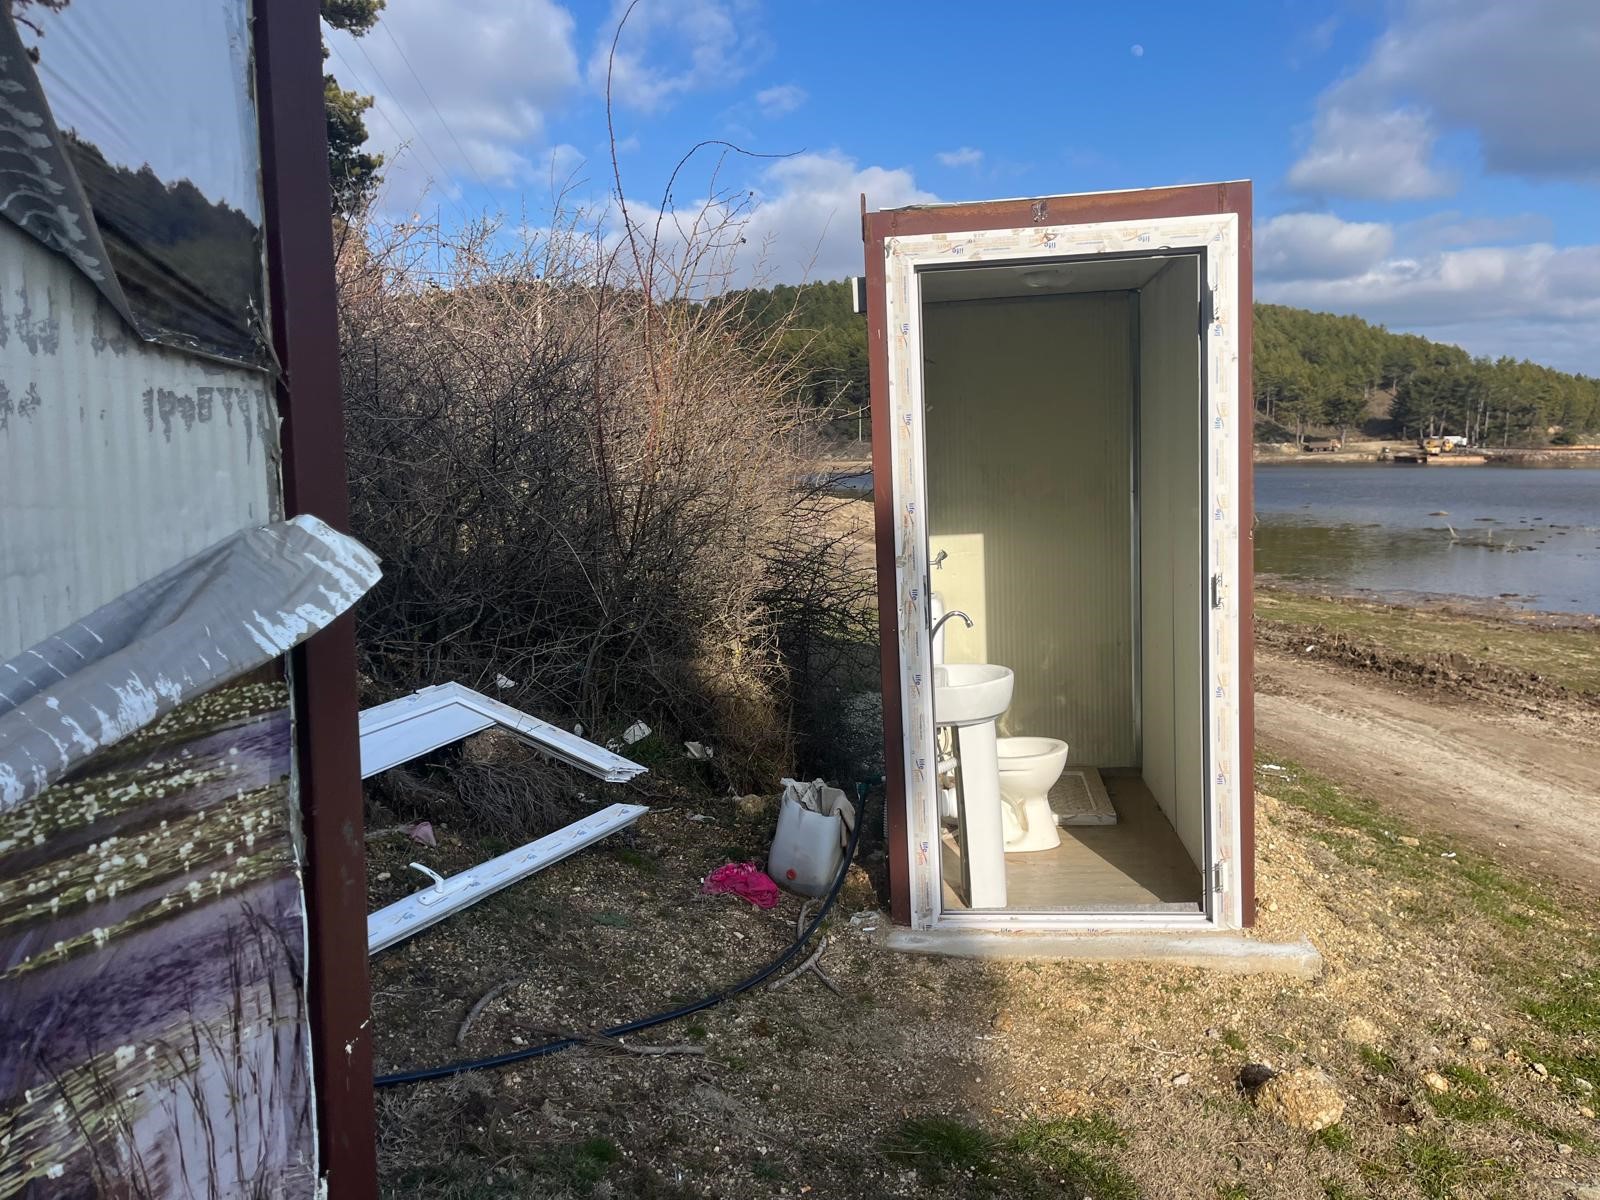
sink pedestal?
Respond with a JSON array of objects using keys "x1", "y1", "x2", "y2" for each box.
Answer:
[{"x1": 953, "y1": 720, "x2": 1007, "y2": 909}]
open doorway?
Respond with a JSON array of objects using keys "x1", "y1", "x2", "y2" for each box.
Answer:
[{"x1": 922, "y1": 254, "x2": 1208, "y2": 915}]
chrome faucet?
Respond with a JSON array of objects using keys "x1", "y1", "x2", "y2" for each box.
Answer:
[{"x1": 931, "y1": 609, "x2": 973, "y2": 639}]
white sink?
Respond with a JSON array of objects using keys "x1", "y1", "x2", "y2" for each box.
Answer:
[{"x1": 934, "y1": 663, "x2": 1014, "y2": 727}]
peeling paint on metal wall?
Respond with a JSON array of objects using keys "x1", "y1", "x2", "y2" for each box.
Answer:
[{"x1": 0, "y1": 222, "x2": 279, "y2": 660}]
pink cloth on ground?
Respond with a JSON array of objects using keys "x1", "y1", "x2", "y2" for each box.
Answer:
[{"x1": 702, "y1": 861, "x2": 781, "y2": 909}]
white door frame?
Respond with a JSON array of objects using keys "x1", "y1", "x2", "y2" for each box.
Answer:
[{"x1": 881, "y1": 213, "x2": 1244, "y2": 931}]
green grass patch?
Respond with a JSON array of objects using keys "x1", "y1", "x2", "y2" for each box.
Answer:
[
  {"x1": 883, "y1": 1113, "x2": 1137, "y2": 1200},
  {"x1": 1257, "y1": 756, "x2": 1560, "y2": 934},
  {"x1": 1009, "y1": 1113, "x2": 1125, "y2": 1153},
  {"x1": 1428, "y1": 1065, "x2": 1515, "y2": 1123},
  {"x1": 883, "y1": 1116, "x2": 996, "y2": 1178},
  {"x1": 541, "y1": 1137, "x2": 621, "y2": 1193},
  {"x1": 609, "y1": 846, "x2": 660, "y2": 874},
  {"x1": 1312, "y1": 1123, "x2": 1353, "y2": 1152},
  {"x1": 1358, "y1": 1045, "x2": 1397, "y2": 1076},
  {"x1": 1220, "y1": 1028, "x2": 1248, "y2": 1052},
  {"x1": 1254, "y1": 588, "x2": 1600, "y2": 696},
  {"x1": 1525, "y1": 967, "x2": 1600, "y2": 1038},
  {"x1": 1400, "y1": 1135, "x2": 1468, "y2": 1200}
]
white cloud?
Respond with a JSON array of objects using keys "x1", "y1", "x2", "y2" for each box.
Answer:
[
  {"x1": 1286, "y1": 108, "x2": 1455, "y2": 200},
  {"x1": 755, "y1": 84, "x2": 807, "y2": 117},
  {"x1": 1261, "y1": 237, "x2": 1600, "y2": 374},
  {"x1": 1288, "y1": 0, "x2": 1600, "y2": 197},
  {"x1": 1130, "y1": 44, "x2": 1144, "y2": 57},
  {"x1": 1257, "y1": 213, "x2": 1395, "y2": 280},
  {"x1": 935, "y1": 147, "x2": 984, "y2": 169},
  {"x1": 537, "y1": 144, "x2": 590, "y2": 192},
  {"x1": 610, "y1": 152, "x2": 936, "y2": 290},
  {"x1": 324, "y1": 0, "x2": 579, "y2": 210},
  {"x1": 738, "y1": 153, "x2": 938, "y2": 283},
  {"x1": 588, "y1": 0, "x2": 766, "y2": 114},
  {"x1": 1402, "y1": 211, "x2": 1554, "y2": 253}
]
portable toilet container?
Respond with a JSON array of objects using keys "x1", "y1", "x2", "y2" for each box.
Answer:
[{"x1": 861, "y1": 182, "x2": 1256, "y2": 932}]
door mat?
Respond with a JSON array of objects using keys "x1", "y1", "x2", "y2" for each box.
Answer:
[{"x1": 1050, "y1": 768, "x2": 1117, "y2": 826}]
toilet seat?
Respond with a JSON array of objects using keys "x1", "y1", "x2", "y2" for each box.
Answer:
[{"x1": 996, "y1": 736, "x2": 1069, "y2": 852}]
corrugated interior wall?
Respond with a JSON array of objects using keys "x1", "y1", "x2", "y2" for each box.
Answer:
[
  {"x1": 0, "y1": 222, "x2": 278, "y2": 660},
  {"x1": 1138, "y1": 257, "x2": 1206, "y2": 867},
  {"x1": 924, "y1": 292, "x2": 1135, "y2": 765}
]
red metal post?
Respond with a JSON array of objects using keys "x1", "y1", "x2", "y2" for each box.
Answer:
[{"x1": 253, "y1": 2, "x2": 380, "y2": 1192}]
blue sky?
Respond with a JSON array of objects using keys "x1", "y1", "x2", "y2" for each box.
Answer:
[{"x1": 327, "y1": 0, "x2": 1600, "y2": 373}]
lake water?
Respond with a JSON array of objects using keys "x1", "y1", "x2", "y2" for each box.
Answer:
[
  {"x1": 836, "y1": 463, "x2": 1600, "y2": 615},
  {"x1": 1255, "y1": 465, "x2": 1600, "y2": 615}
]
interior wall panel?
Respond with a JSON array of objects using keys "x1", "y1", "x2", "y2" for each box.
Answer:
[
  {"x1": 924, "y1": 292, "x2": 1135, "y2": 766},
  {"x1": 1138, "y1": 258, "x2": 1205, "y2": 866}
]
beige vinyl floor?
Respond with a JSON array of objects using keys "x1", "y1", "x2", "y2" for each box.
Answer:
[{"x1": 941, "y1": 772, "x2": 1203, "y2": 912}]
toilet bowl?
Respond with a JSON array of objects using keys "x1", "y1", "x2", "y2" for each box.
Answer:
[{"x1": 996, "y1": 737, "x2": 1069, "y2": 852}]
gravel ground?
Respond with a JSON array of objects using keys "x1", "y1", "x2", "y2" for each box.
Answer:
[{"x1": 369, "y1": 745, "x2": 1600, "y2": 1199}]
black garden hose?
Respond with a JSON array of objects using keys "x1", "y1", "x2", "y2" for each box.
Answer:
[{"x1": 374, "y1": 780, "x2": 874, "y2": 1088}]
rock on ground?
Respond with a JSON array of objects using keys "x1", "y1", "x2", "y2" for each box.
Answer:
[
  {"x1": 1340, "y1": 1016, "x2": 1380, "y2": 1046},
  {"x1": 1252, "y1": 1067, "x2": 1346, "y2": 1132}
]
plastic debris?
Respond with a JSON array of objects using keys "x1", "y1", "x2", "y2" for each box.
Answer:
[
  {"x1": 405, "y1": 821, "x2": 437, "y2": 848},
  {"x1": 702, "y1": 862, "x2": 781, "y2": 909},
  {"x1": 494, "y1": 673, "x2": 516, "y2": 690},
  {"x1": 622, "y1": 720, "x2": 652, "y2": 745},
  {"x1": 684, "y1": 741, "x2": 713, "y2": 760}
]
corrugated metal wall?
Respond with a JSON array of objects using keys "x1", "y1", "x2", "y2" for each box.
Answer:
[
  {"x1": 1138, "y1": 258, "x2": 1206, "y2": 867},
  {"x1": 924, "y1": 292, "x2": 1135, "y2": 765},
  {"x1": 0, "y1": 223, "x2": 278, "y2": 660}
]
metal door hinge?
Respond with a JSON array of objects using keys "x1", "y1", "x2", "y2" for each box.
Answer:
[
  {"x1": 1210, "y1": 573, "x2": 1224, "y2": 609},
  {"x1": 1212, "y1": 860, "x2": 1230, "y2": 894}
]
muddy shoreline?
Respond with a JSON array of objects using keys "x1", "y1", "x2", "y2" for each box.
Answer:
[{"x1": 1255, "y1": 576, "x2": 1600, "y2": 632}]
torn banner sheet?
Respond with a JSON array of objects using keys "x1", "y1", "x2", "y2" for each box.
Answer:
[{"x1": 0, "y1": 514, "x2": 381, "y2": 812}]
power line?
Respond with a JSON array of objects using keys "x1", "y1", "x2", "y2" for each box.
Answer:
[
  {"x1": 326, "y1": 34, "x2": 474, "y2": 226},
  {"x1": 345, "y1": 32, "x2": 472, "y2": 207},
  {"x1": 378, "y1": 21, "x2": 497, "y2": 196}
]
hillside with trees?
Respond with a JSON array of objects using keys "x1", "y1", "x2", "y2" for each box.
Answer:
[
  {"x1": 1255, "y1": 303, "x2": 1600, "y2": 446},
  {"x1": 731, "y1": 281, "x2": 1600, "y2": 447}
]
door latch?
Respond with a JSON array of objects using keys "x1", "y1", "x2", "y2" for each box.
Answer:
[{"x1": 1210, "y1": 573, "x2": 1224, "y2": 609}]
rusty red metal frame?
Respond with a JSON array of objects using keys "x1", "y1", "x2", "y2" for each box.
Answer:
[
  {"x1": 862, "y1": 182, "x2": 1256, "y2": 928},
  {"x1": 254, "y1": 2, "x2": 380, "y2": 1193}
]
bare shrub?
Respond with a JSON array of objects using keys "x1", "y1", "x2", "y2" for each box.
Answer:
[{"x1": 338, "y1": 190, "x2": 874, "y2": 791}]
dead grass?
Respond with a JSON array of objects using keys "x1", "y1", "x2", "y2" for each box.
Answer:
[
  {"x1": 1256, "y1": 586, "x2": 1600, "y2": 696},
  {"x1": 368, "y1": 754, "x2": 1600, "y2": 1199}
]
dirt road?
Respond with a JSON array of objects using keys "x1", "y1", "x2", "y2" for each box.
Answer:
[{"x1": 1255, "y1": 648, "x2": 1600, "y2": 893}]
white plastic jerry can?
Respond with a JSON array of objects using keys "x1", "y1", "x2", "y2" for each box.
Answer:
[{"x1": 768, "y1": 778, "x2": 856, "y2": 897}]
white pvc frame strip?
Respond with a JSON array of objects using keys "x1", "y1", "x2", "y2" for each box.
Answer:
[
  {"x1": 882, "y1": 212, "x2": 1243, "y2": 933},
  {"x1": 358, "y1": 682, "x2": 647, "y2": 783},
  {"x1": 367, "y1": 802, "x2": 648, "y2": 954}
]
